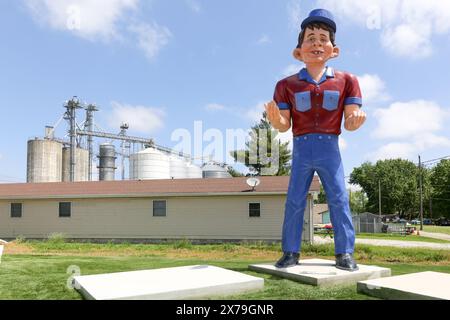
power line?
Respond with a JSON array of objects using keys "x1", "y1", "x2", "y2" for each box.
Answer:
[{"x1": 422, "y1": 155, "x2": 450, "y2": 164}]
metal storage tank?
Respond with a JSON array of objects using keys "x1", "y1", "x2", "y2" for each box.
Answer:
[
  {"x1": 27, "y1": 139, "x2": 63, "y2": 183},
  {"x1": 62, "y1": 147, "x2": 89, "y2": 182},
  {"x1": 202, "y1": 162, "x2": 232, "y2": 179},
  {"x1": 169, "y1": 156, "x2": 188, "y2": 179},
  {"x1": 97, "y1": 143, "x2": 117, "y2": 181},
  {"x1": 186, "y1": 162, "x2": 203, "y2": 179},
  {"x1": 129, "y1": 147, "x2": 170, "y2": 180}
]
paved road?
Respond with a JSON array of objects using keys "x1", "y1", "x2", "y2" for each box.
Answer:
[
  {"x1": 418, "y1": 231, "x2": 450, "y2": 242},
  {"x1": 314, "y1": 236, "x2": 450, "y2": 250}
]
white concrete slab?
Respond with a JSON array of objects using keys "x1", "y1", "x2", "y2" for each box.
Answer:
[
  {"x1": 74, "y1": 265, "x2": 264, "y2": 300},
  {"x1": 358, "y1": 271, "x2": 450, "y2": 300},
  {"x1": 249, "y1": 259, "x2": 391, "y2": 287}
]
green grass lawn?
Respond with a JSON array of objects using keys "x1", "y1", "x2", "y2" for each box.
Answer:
[
  {"x1": 0, "y1": 240, "x2": 449, "y2": 300},
  {"x1": 355, "y1": 233, "x2": 450, "y2": 243},
  {"x1": 423, "y1": 226, "x2": 450, "y2": 235},
  {"x1": 0, "y1": 240, "x2": 450, "y2": 300},
  {"x1": 0, "y1": 254, "x2": 375, "y2": 300}
]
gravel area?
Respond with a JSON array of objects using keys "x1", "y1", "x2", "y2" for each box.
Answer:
[
  {"x1": 314, "y1": 236, "x2": 450, "y2": 250},
  {"x1": 418, "y1": 231, "x2": 450, "y2": 242}
]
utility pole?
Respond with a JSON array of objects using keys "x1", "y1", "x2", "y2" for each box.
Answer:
[
  {"x1": 419, "y1": 155, "x2": 424, "y2": 231},
  {"x1": 430, "y1": 198, "x2": 433, "y2": 220},
  {"x1": 349, "y1": 187, "x2": 352, "y2": 213},
  {"x1": 378, "y1": 179, "x2": 382, "y2": 216},
  {"x1": 361, "y1": 192, "x2": 365, "y2": 213}
]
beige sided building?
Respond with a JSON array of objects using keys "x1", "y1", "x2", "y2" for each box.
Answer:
[{"x1": 0, "y1": 177, "x2": 320, "y2": 243}]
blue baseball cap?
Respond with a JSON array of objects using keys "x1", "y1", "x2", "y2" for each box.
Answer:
[{"x1": 301, "y1": 9, "x2": 336, "y2": 33}]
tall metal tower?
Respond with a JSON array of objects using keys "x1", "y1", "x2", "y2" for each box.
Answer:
[
  {"x1": 84, "y1": 104, "x2": 98, "y2": 181},
  {"x1": 119, "y1": 123, "x2": 130, "y2": 180},
  {"x1": 63, "y1": 96, "x2": 83, "y2": 182}
]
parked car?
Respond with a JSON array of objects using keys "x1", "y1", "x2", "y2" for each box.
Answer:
[
  {"x1": 410, "y1": 219, "x2": 421, "y2": 225},
  {"x1": 423, "y1": 218, "x2": 433, "y2": 225},
  {"x1": 434, "y1": 217, "x2": 450, "y2": 226}
]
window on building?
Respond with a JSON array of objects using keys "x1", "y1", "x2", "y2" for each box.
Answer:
[
  {"x1": 153, "y1": 200, "x2": 167, "y2": 217},
  {"x1": 59, "y1": 202, "x2": 71, "y2": 218},
  {"x1": 11, "y1": 203, "x2": 22, "y2": 218},
  {"x1": 249, "y1": 203, "x2": 261, "y2": 217}
]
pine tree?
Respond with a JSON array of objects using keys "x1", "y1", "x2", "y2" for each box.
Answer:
[
  {"x1": 227, "y1": 166, "x2": 245, "y2": 177},
  {"x1": 230, "y1": 112, "x2": 291, "y2": 176}
]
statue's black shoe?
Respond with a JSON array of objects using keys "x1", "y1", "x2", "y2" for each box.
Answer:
[
  {"x1": 275, "y1": 252, "x2": 300, "y2": 268},
  {"x1": 335, "y1": 253, "x2": 359, "y2": 272}
]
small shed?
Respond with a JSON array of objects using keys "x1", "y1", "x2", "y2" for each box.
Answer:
[
  {"x1": 352, "y1": 212, "x2": 383, "y2": 234},
  {"x1": 312, "y1": 204, "x2": 330, "y2": 224}
]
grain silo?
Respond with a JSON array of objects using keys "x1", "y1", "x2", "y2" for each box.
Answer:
[
  {"x1": 129, "y1": 148, "x2": 170, "y2": 180},
  {"x1": 27, "y1": 139, "x2": 63, "y2": 183},
  {"x1": 186, "y1": 162, "x2": 203, "y2": 179},
  {"x1": 62, "y1": 147, "x2": 89, "y2": 182},
  {"x1": 169, "y1": 156, "x2": 188, "y2": 179},
  {"x1": 202, "y1": 162, "x2": 232, "y2": 179},
  {"x1": 97, "y1": 143, "x2": 116, "y2": 181}
]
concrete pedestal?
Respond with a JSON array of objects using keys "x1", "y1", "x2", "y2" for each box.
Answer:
[
  {"x1": 249, "y1": 259, "x2": 391, "y2": 287},
  {"x1": 358, "y1": 271, "x2": 450, "y2": 300},
  {"x1": 74, "y1": 265, "x2": 264, "y2": 300}
]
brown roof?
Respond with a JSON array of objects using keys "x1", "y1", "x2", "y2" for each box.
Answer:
[{"x1": 0, "y1": 176, "x2": 320, "y2": 200}]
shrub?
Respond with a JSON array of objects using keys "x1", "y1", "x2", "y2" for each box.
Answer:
[
  {"x1": 47, "y1": 233, "x2": 67, "y2": 244},
  {"x1": 171, "y1": 239, "x2": 193, "y2": 249},
  {"x1": 15, "y1": 235, "x2": 26, "y2": 244}
]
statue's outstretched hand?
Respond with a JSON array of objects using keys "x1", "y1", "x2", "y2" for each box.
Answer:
[
  {"x1": 264, "y1": 101, "x2": 281, "y2": 126},
  {"x1": 345, "y1": 109, "x2": 366, "y2": 131}
]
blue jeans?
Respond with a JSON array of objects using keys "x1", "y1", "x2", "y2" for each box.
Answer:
[{"x1": 282, "y1": 133, "x2": 355, "y2": 255}]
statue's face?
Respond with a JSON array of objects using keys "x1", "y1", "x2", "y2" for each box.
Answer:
[{"x1": 294, "y1": 27, "x2": 339, "y2": 64}]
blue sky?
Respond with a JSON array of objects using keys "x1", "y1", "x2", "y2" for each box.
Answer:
[{"x1": 0, "y1": 0, "x2": 449, "y2": 184}]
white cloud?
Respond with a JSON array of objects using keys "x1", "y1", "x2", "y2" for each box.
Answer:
[
  {"x1": 287, "y1": 0, "x2": 302, "y2": 32},
  {"x1": 367, "y1": 142, "x2": 416, "y2": 161},
  {"x1": 279, "y1": 64, "x2": 303, "y2": 80},
  {"x1": 24, "y1": 0, "x2": 172, "y2": 60},
  {"x1": 108, "y1": 102, "x2": 165, "y2": 134},
  {"x1": 381, "y1": 24, "x2": 432, "y2": 59},
  {"x1": 372, "y1": 100, "x2": 446, "y2": 139},
  {"x1": 256, "y1": 34, "x2": 271, "y2": 45},
  {"x1": 414, "y1": 133, "x2": 450, "y2": 150},
  {"x1": 128, "y1": 23, "x2": 172, "y2": 60},
  {"x1": 245, "y1": 102, "x2": 266, "y2": 123},
  {"x1": 24, "y1": 0, "x2": 138, "y2": 41},
  {"x1": 366, "y1": 135, "x2": 450, "y2": 162},
  {"x1": 368, "y1": 99, "x2": 450, "y2": 161},
  {"x1": 316, "y1": 0, "x2": 450, "y2": 59},
  {"x1": 339, "y1": 137, "x2": 347, "y2": 151},
  {"x1": 205, "y1": 103, "x2": 227, "y2": 112},
  {"x1": 277, "y1": 129, "x2": 293, "y2": 151},
  {"x1": 358, "y1": 74, "x2": 390, "y2": 105},
  {"x1": 185, "y1": 0, "x2": 201, "y2": 13}
]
